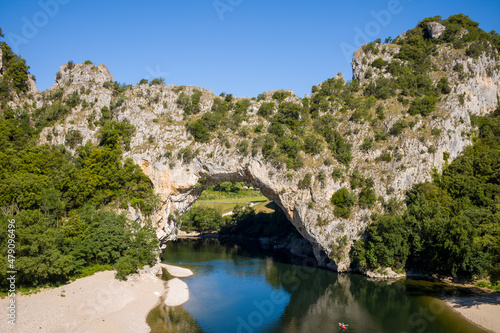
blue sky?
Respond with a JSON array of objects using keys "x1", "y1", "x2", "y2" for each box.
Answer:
[{"x1": 1, "y1": 0, "x2": 499, "y2": 97}]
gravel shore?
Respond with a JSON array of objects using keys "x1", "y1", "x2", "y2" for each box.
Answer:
[
  {"x1": 444, "y1": 293, "x2": 500, "y2": 333},
  {"x1": 0, "y1": 264, "x2": 193, "y2": 333}
]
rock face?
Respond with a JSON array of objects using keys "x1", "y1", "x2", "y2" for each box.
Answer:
[
  {"x1": 52, "y1": 62, "x2": 114, "y2": 88},
  {"x1": 425, "y1": 22, "x2": 446, "y2": 39},
  {"x1": 352, "y1": 44, "x2": 400, "y2": 81},
  {"x1": 27, "y1": 74, "x2": 38, "y2": 93},
  {"x1": 27, "y1": 38, "x2": 500, "y2": 273}
]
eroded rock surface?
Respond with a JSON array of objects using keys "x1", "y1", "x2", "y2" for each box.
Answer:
[
  {"x1": 425, "y1": 22, "x2": 446, "y2": 39},
  {"x1": 20, "y1": 38, "x2": 499, "y2": 272}
]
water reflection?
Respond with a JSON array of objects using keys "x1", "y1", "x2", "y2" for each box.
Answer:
[{"x1": 158, "y1": 239, "x2": 487, "y2": 333}]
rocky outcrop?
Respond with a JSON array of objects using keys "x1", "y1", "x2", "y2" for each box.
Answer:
[
  {"x1": 27, "y1": 74, "x2": 38, "y2": 93},
  {"x1": 352, "y1": 43, "x2": 400, "y2": 81},
  {"x1": 366, "y1": 267, "x2": 406, "y2": 279},
  {"x1": 425, "y1": 22, "x2": 446, "y2": 39},
  {"x1": 31, "y1": 36, "x2": 500, "y2": 273},
  {"x1": 52, "y1": 62, "x2": 114, "y2": 88}
]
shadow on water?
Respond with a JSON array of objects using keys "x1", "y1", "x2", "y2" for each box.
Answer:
[{"x1": 149, "y1": 238, "x2": 489, "y2": 333}]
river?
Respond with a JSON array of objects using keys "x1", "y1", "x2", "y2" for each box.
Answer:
[{"x1": 151, "y1": 238, "x2": 486, "y2": 333}]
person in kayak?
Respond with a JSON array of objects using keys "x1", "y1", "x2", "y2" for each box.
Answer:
[{"x1": 339, "y1": 322, "x2": 348, "y2": 331}]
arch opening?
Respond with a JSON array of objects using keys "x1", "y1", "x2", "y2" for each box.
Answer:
[{"x1": 171, "y1": 179, "x2": 315, "y2": 261}]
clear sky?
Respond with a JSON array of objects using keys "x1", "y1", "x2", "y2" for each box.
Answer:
[{"x1": 1, "y1": 0, "x2": 499, "y2": 97}]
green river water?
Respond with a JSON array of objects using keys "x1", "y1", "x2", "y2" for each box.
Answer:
[{"x1": 148, "y1": 238, "x2": 488, "y2": 333}]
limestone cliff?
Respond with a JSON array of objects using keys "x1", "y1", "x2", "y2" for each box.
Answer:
[{"x1": 7, "y1": 23, "x2": 498, "y2": 272}]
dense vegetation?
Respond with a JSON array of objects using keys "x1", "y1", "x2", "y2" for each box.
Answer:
[
  {"x1": 179, "y1": 83, "x2": 356, "y2": 168},
  {"x1": 1, "y1": 41, "x2": 31, "y2": 98},
  {"x1": 1, "y1": 12, "x2": 499, "y2": 290},
  {"x1": 177, "y1": 14, "x2": 498, "y2": 175},
  {"x1": 352, "y1": 105, "x2": 500, "y2": 283},
  {"x1": 0, "y1": 39, "x2": 159, "y2": 289}
]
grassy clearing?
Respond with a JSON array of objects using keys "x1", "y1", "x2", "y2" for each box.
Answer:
[
  {"x1": 253, "y1": 200, "x2": 276, "y2": 214},
  {"x1": 198, "y1": 189, "x2": 264, "y2": 201},
  {"x1": 192, "y1": 202, "x2": 236, "y2": 214},
  {"x1": 193, "y1": 189, "x2": 270, "y2": 214},
  {"x1": 197, "y1": 195, "x2": 267, "y2": 203}
]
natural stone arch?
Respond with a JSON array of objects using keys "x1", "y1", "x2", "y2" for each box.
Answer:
[
  {"x1": 39, "y1": 47, "x2": 500, "y2": 272},
  {"x1": 138, "y1": 154, "x2": 337, "y2": 270}
]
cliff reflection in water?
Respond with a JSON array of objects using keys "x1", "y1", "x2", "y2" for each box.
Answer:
[{"x1": 159, "y1": 238, "x2": 486, "y2": 333}]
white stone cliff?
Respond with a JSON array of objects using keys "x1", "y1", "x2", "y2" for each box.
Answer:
[{"x1": 14, "y1": 39, "x2": 497, "y2": 272}]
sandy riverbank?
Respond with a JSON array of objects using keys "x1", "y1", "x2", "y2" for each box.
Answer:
[
  {"x1": 444, "y1": 293, "x2": 500, "y2": 333},
  {"x1": 0, "y1": 264, "x2": 193, "y2": 333}
]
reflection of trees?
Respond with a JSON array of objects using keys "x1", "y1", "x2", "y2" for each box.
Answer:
[
  {"x1": 163, "y1": 238, "x2": 284, "y2": 278},
  {"x1": 147, "y1": 303, "x2": 205, "y2": 333},
  {"x1": 265, "y1": 271, "x2": 392, "y2": 333},
  {"x1": 162, "y1": 239, "x2": 483, "y2": 333}
]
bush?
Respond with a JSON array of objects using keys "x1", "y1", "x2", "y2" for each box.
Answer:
[
  {"x1": 84, "y1": 60, "x2": 93, "y2": 65},
  {"x1": 453, "y1": 63, "x2": 464, "y2": 73},
  {"x1": 431, "y1": 128, "x2": 442, "y2": 136},
  {"x1": 98, "y1": 120, "x2": 136, "y2": 150},
  {"x1": 179, "y1": 206, "x2": 224, "y2": 232},
  {"x1": 376, "y1": 105, "x2": 385, "y2": 120},
  {"x1": 150, "y1": 77, "x2": 165, "y2": 85},
  {"x1": 115, "y1": 256, "x2": 138, "y2": 280},
  {"x1": 272, "y1": 90, "x2": 292, "y2": 102},
  {"x1": 254, "y1": 124, "x2": 264, "y2": 132},
  {"x1": 365, "y1": 78, "x2": 394, "y2": 100},
  {"x1": 466, "y1": 42, "x2": 487, "y2": 59},
  {"x1": 324, "y1": 158, "x2": 333, "y2": 166},
  {"x1": 437, "y1": 78, "x2": 451, "y2": 94},
  {"x1": 304, "y1": 135, "x2": 323, "y2": 155},
  {"x1": 298, "y1": 173, "x2": 312, "y2": 189},
  {"x1": 237, "y1": 140, "x2": 249, "y2": 155},
  {"x1": 371, "y1": 58, "x2": 388, "y2": 69},
  {"x1": 331, "y1": 188, "x2": 355, "y2": 218},
  {"x1": 360, "y1": 138, "x2": 373, "y2": 152},
  {"x1": 375, "y1": 130, "x2": 388, "y2": 141},
  {"x1": 66, "y1": 91, "x2": 81, "y2": 108},
  {"x1": 389, "y1": 120, "x2": 408, "y2": 136},
  {"x1": 65, "y1": 129, "x2": 83, "y2": 148},
  {"x1": 358, "y1": 188, "x2": 376, "y2": 208},
  {"x1": 332, "y1": 168, "x2": 344, "y2": 180},
  {"x1": 186, "y1": 119, "x2": 210, "y2": 143},
  {"x1": 376, "y1": 151, "x2": 392, "y2": 163},
  {"x1": 177, "y1": 147, "x2": 197, "y2": 164},
  {"x1": 258, "y1": 102, "x2": 275, "y2": 118},
  {"x1": 234, "y1": 99, "x2": 251, "y2": 115},
  {"x1": 408, "y1": 95, "x2": 437, "y2": 116},
  {"x1": 177, "y1": 90, "x2": 202, "y2": 115},
  {"x1": 323, "y1": 131, "x2": 352, "y2": 166}
]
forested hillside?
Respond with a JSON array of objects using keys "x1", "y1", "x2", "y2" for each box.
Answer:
[
  {"x1": 0, "y1": 13, "x2": 499, "y2": 288},
  {"x1": 352, "y1": 104, "x2": 500, "y2": 285},
  {"x1": 0, "y1": 40, "x2": 160, "y2": 289}
]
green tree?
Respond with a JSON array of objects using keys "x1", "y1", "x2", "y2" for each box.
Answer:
[{"x1": 331, "y1": 188, "x2": 355, "y2": 218}]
